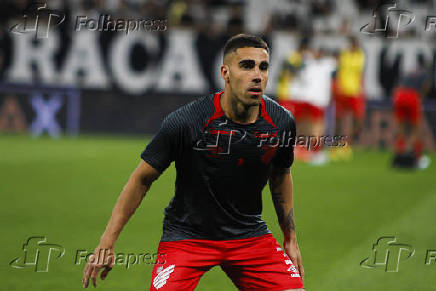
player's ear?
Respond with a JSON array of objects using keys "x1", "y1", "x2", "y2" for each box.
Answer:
[{"x1": 221, "y1": 64, "x2": 230, "y2": 83}]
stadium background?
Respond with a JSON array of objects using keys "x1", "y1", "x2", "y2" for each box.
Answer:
[{"x1": 1, "y1": 0, "x2": 436, "y2": 290}]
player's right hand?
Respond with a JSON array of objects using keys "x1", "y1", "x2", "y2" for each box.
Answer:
[
  {"x1": 82, "y1": 246, "x2": 115, "y2": 288},
  {"x1": 283, "y1": 237, "x2": 305, "y2": 280}
]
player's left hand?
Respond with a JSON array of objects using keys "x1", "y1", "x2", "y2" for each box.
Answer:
[
  {"x1": 82, "y1": 246, "x2": 115, "y2": 288},
  {"x1": 283, "y1": 237, "x2": 305, "y2": 279}
]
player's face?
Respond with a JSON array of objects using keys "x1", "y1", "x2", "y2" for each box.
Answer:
[{"x1": 222, "y1": 47, "x2": 269, "y2": 106}]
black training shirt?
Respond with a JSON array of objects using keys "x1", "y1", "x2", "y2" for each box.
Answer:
[{"x1": 141, "y1": 92, "x2": 296, "y2": 241}]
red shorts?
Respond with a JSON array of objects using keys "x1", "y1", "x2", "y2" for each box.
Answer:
[
  {"x1": 150, "y1": 233, "x2": 304, "y2": 290},
  {"x1": 279, "y1": 100, "x2": 324, "y2": 121},
  {"x1": 393, "y1": 87, "x2": 421, "y2": 124},
  {"x1": 335, "y1": 94, "x2": 365, "y2": 119}
]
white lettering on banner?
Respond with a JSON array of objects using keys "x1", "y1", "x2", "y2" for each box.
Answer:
[
  {"x1": 268, "y1": 34, "x2": 435, "y2": 98},
  {"x1": 360, "y1": 38, "x2": 383, "y2": 98},
  {"x1": 60, "y1": 30, "x2": 108, "y2": 88},
  {"x1": 7, "y1": 32, "x2": 59, "y2": 84},
  {"x1": 156, "y1": 29, "x2": 207, "y2": 92},
  {"x1": 382, "y1": 40, "x2": 433, "y2": 73},
  {"x1": 5, "y1": 31, "x2": 436, "y2": 97},
  {"x1": 30, "y1": 93, "x2": 63, "y2": 138},
  {"x1": 109, "y1": 32, "x2": 159, "y2": 94}
]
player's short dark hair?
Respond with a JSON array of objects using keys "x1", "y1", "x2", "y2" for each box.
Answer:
[{"x1": 223, "y1": 34, "x2": 269, "y2": 58}]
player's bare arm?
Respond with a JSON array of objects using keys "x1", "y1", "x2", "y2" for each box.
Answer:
[
  {"x1": 269, "y1": 166, "x2": 305, "y2": 280},
  {"x1": 82, "y1": 160, "x2": 160, "y2": 288}
]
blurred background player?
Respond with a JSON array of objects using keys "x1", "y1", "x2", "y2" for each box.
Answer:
[
  {"x1": 277, "y1": 39, "x2": 336, "y2": 165},
  {"x1": 304, "y1": 48, "x2": 337, "y2": 165},
  {"x1": 392, "y1": 55, "x2": 431, "y2": 169},
  {"x1": 332, "y1": 36, "x2": 365, "y2": 161},
  {"x1": 276, "y1": 37, "x2": 314, "y2": 162},
  {"x1": 277, "y1": 37, "x2": 312, "y2": 109}
]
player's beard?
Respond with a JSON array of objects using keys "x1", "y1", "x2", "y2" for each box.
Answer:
[
  {"x1": 228, "y1": 84, "x2": 263, "y2": 111},
  {"x1": 228, "y1": 92, "x2": 260, "y2": 122},
  {"x1": 232, "y1": 92, "x2": 259, "y2": 108},
  {"x1": 244, "y1": 90, "x2": 263, "y2": 106}
]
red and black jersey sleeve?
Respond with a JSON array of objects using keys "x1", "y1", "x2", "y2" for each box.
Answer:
[{"x1": 271, "y1": 109, "x2": 296, "y2": 169}]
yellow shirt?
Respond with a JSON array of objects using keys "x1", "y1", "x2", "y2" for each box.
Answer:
[
  {"x1": 277, "y1": 51, "x2": 303, "y2": 100},
  {"x1": 337, "y1": 48, "x2": 365, "y2": 96}
]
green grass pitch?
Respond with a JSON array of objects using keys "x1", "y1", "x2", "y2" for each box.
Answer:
[{"x1": 1, "y1": 134, "x2": 436, "y2": 290}]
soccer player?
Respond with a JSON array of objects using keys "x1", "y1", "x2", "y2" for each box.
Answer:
[
  {"x1": 332, "y1": 36, "x2": 365, "y2": 160},
  {"x1": 392, "y1": 57, "x2": 430, "y2": 169},
  {"x1": 303, "y1": 48, "x2": 337, "y2": 165},
  {"x1": 82, "y1": 34, "x2": 305, "y2": 290},
  {"x1": 276, "y1": 37, "x2": 316, "y2": 162},
  {"x1": 276, "y1": 37, "x2": 316, "y2": 132},
  {"x1": 277, "y1": 40, "x2": 336, "y2": 165}
]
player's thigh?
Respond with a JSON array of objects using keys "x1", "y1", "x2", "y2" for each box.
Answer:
[
  {"x1": 150, "y1": 262, "x2": 208, "y2": 291},
  {"x1": 394, "y1": 103, "x2": 407, "y2": 123},
  {"x1": 409, "y1": 95, "x2": 422, "y2": 125},
  {"x1": 309, "y1": 104, "x2": 324, "y2": 122},
  {"x1": 335, "y1": 96, "x2": 347, "y2": 118},
  {"x1": 221, "y1": 234, "x2": 304, "y2": 290},
  {"x1": 149, "y1": 240, "x2": 220, "y2": 290}
]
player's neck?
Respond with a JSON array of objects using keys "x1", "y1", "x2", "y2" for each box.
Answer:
[{"x1": 221, "y1": 91, "x2": 260, "y2": 124}]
